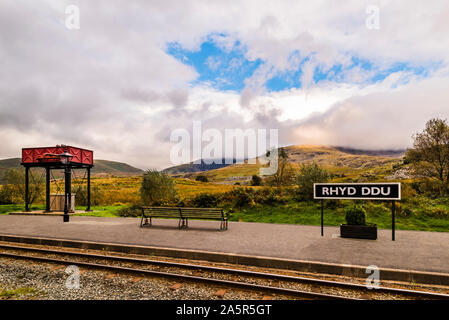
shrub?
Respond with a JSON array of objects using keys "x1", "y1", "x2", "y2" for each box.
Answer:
[
  {"x1": 296, "y1": 163, "x2": 329, "y2": 200},
  {"x1": 429, "y1": 207, "x2": 449, "y2": 217},
  {"x1": 400, "y1": 207, "x2": 413, "y2": 217},
  {"x1": 140, "y1": 169, "x2": 178, "y2": 205},
  {"x1": 226, "y1": 187, "x2": 255, "y2": 208},
  {"x1": 250, "y1": 175, "x2": 262, "y2": 186},
  {"x1": 192, "y1": 193, "x2": 221, "y2": 208},
  {"x1": 345, "y1": 205, "x2": 366, "y2": 225},
  {"x1": 400, "y1": 183, "x2": 417, "y2": 201},
  {"x1": 195, "y1": 175, "x2": 209, "y2": 183},
  {"x1": 0, "y1": 185, "x2": 15, "y2": 204},
  {"x1": 75, "y1": 185, "x2": 105, "y2": 206},
  {"x1": 1, "y1": 169, "x2": 44, "y2": 205},
  {"x1": 254, "y1": 187, "x2": 287, "y2": 205},
  {"x1": 117, "y1": 203, "x2": 142, "y2": 217}
]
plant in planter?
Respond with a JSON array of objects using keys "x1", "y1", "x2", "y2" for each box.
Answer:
[{"x1": 341, "y1": 205, "x2": 377, "y2": 240}]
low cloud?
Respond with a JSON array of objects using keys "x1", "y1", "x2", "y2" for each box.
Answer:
[{"x1": 0, "y1": 1, "x2": 448, "y2": 169}]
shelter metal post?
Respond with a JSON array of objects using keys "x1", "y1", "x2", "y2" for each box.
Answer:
[
  {"x1": 45, "y1": 167, "x2": 50, "y2": 212},
  {"x1": 25, "y1": 166, "x2": 30, "y2": 212},
  {"x1": 86, "y1": 167, "x2": 91, "y2": 211},
  {"x1": 68, "y1": 168, "x2": 72, "y2": 212},
  {"x1": 392, "y1": 200, "x2": 395, "y2": 241},
  {"x1": 321, "y1": 199, "x2": 324, "y2": 237},
  {"x1": 64, "y1": 165, "x2": 70, "y2": 222}
]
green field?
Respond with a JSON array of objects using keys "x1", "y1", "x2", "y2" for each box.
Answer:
[
  {"x1": 2, "y1": 194, "x2": 448, "y2": 232},
  {"x1": 1, "y1": 145, "x2": 448, "y2": 232},
  {"x1": 229, "y1": 198, "x2": 449, "y2": 232}
]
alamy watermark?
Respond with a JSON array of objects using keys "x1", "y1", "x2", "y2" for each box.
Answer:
[
  {"x1": 65, "y1": 265, "x2": 80, "y2": 289},
  {"x1": 65, "y1": 5, "x2": 80, "y2": 30},
  {"x1": 365, "y1": 265, "x2": 380, "y2": 289},
  {"x1": 366, "y1": 5, "x2": 380, "y2": 30},
  {"x1": 170, "y1": 121, "x2": 279, "y2": 176}
]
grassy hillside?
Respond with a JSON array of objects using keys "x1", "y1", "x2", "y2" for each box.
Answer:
[
  {"x1": 92, "y1": 160, "x2": 143, "y2": 175},
  {"x1": 162, "y1": 159, "x2": 232, "y2": 175},
  {"x1": 174, "y1": 145, "x2": 405, "y2": 183},
  {"x1": 0, "y1": 158, "x2": 143, "y2": 184}
]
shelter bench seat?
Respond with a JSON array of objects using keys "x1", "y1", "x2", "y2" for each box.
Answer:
[{"x1": 140, "y1": 207, "x2": 229, "y2": 230}]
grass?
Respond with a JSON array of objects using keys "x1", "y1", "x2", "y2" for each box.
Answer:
[
  {"x1": 0, "y1": 203, "x2": 123, "y2": 217},
  {"x1": 0, "y1": 204, "x2": 44, "y2": 214},
  {"x1": 73, "y1": 205, "x2": 124, "y2": 217},
  {"x1": 1, "y1": 172, "x2": 448, "y2": 232},
  {"x1": 0, "y1": 287, "x2": 41, "y2": 300},
  {"x1": 1, "y1": 198, "x2": 448, "y2": 231},
  {"x1": 229, "y1": 198, "x2": 449, "y2": 232}
]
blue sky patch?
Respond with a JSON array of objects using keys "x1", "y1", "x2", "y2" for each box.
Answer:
[
  {"x1": 166, "y1": 35, "x2": 437, "y2": 92},
  {"x1": 166, "y1": 38, "x2": 262, "y2": 91}
]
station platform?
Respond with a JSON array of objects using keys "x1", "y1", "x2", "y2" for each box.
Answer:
[{"x1": 0, "y1": 215, "x2": 448, "y2": 282}]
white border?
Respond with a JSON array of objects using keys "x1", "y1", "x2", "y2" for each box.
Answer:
[{"x1": 313, "y1": 182, "x2": 401, "y2": 200}]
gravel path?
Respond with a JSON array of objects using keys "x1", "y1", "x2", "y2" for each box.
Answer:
[{"x1": 0, "y1": 257, "x2": 291, "y2": 300}]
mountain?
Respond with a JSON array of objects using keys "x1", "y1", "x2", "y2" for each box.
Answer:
[
  {"x1": 0, "y1": 158, "x2": 143, "y2": 183},
  {"x1": 162, "y1": 158, "x2": 241, "y2": 175},
  {"x1": 167, "y1": 145, "x2": 405, "y2": 183},
  {"x1": 92, "y1": 160, "x2": 143, "y2": 175},
  {"x1": 283, "y1": 145, "x2": 404, "y2": 168}
]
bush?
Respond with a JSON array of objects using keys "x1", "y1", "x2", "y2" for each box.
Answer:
[
  {"x1": 345, "y1": 205, "x2": 366, "y2": 225},
  {"x1": 296, "y1": 163, "x2": 329, "y2": 200},
  {"x1": 0, "y1": 169, "x2": 44, "y2": 205},
  {"x1": 224, "y1": 187, "x2": 255, "y2": 208},
  {"x1": 0, "y1": 185, "x2": 15, "y2": 204},
  {"x1": 429, "y1": 207, "x2": 449, "y2": 217},
  {"x1": 410, "y1": 179, "x2": 445, "y2": 197},
  {"x1": 117, "y1": 203, "x2": 142, "y2": 217},
  {"x1": 75, "y1": 185, "x2": 105, "y2": 206},
  {"x1": 251, "y1": 175, "x2": 262, "y2": 186},
  {"x1": 195, "y1": 175, "x2": 209, "y2": 183},
  {"x1": 400, "y1": 207, "x2": 413, "y2": 217},
  {"x1": 192, "y1": 193, "x2": 221, "y2": 208},
  {"x1": 254, "y1": 187, "x2": 287, "y2": 205},
  {"x1": 140, "y1": 169, "x2": 178, "y2": 205}
]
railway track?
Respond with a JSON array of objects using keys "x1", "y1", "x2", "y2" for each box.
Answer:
[{"x1": 0, "y1": 242, "x2": 448, "y2": 300}]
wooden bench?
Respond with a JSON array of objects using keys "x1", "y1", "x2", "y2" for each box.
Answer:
[{"x1": 140, "y1": 207, "x2": 229, "y2": 230}]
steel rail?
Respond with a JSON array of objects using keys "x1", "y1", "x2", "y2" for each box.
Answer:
[
  {"x1": 0, "y1": 251, "x2": 352, "y2": 300},
  {"x1": 0, "y1": 243, "x2": 448, "y2": 300}
]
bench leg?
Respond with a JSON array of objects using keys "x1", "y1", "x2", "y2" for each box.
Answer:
[
  {"x1": 141, "y1": 214, "x2": 150, "y2": 227},
  {"x1": 179, "y1": 218, "x2": 188, "y2": 229}
]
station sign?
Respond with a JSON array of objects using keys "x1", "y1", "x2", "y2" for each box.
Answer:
[{"x1": 314, "y1": 182, "x2": 401, "y2": 200}]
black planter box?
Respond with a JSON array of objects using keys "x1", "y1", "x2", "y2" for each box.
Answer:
[{"x1": 340, "y1": 224, "x2": 377, "y2": 240}]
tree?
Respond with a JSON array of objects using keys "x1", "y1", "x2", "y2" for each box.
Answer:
[
  {"x1": 405, "y1": 118, "x2": 449, "y2": 193},
  {"x1": 250, "y1": 174, "x2": 262, "y2": 186},
  {"x1": 265, "y1": 147, "x2": 295, "y2": 187},
  {"x1": 140, "y1": 169, "x2": 178, "y2": 205},
  {"x1": 195, "y1": 175, "x2": 208, "y2": 183},
  {"x1": 0, "y1": 168, "x2": 44, "y2": 205},
  {"x1": 296, "y1": 162, "x2": 330, "y2": 200}
]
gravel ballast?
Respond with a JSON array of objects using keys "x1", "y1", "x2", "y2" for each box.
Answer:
[{"x1": 0, "y1": 257, "x2": 292, "y2": 300}]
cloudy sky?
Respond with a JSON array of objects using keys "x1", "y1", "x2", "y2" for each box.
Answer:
[{"x1": 1, "y1": 0, "x2": 449, "y2": 169}]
